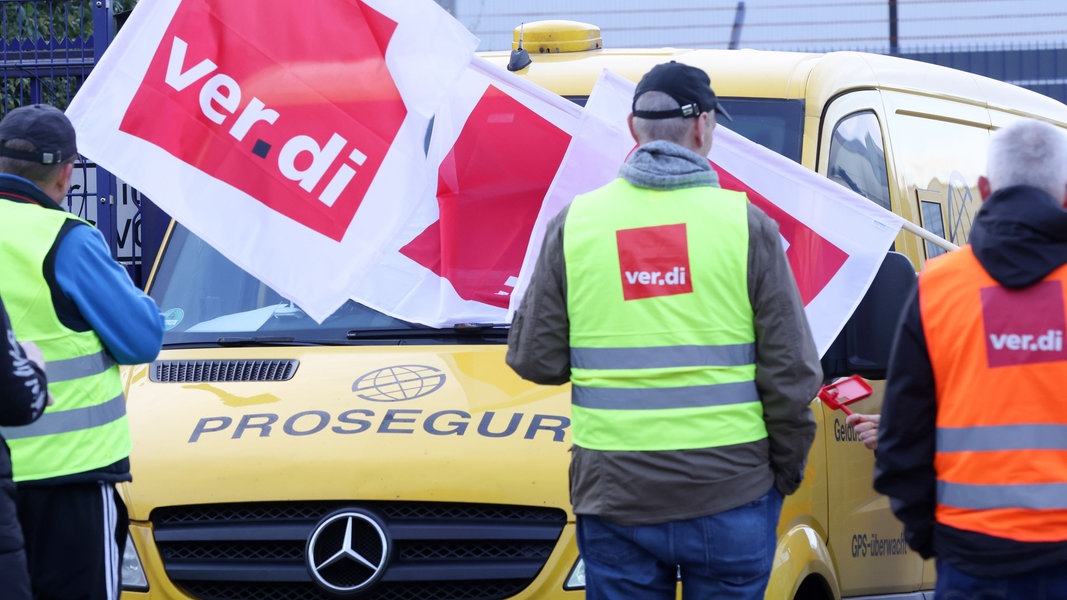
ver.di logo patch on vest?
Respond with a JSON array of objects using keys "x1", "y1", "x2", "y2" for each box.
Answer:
[
  {"x1": 616, "y1": 223, "x2": 693, "y2": 301},
  {"x1": 981, "y1": 280, "x2": 1067, "y2": 367}
]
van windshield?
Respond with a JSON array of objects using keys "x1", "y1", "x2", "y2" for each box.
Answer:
[
  {"x1": 150, "y1": 97, "x2": 804, "y2": 347},
  {"x1": 716, "y1": 98, "x2": 804, "y2": 163},
  {"x1": 150, "y1": 225, "x2": 490, "y2": 347},
  {"x1": 565, "y1": 97, "x2": 805, "y2": 163}
]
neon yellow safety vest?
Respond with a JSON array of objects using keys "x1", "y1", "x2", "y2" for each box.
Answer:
[
  {"x1": 0, "y1": 199, "x2": 130, "y2": 482},
  {"x1": 563, "y1": 178, "x2": 766, "y2": 452}
]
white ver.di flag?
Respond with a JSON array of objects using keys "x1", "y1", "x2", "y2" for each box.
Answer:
[
  {"x1": 66, "y1": 0, "x2": 478, "y2": 322},
  {"x1": 511, "y1": 69, "x2": 906, "y2": 356},
  {"x1": 344, "y1": 56, "x2": 582, "y2": 327}
]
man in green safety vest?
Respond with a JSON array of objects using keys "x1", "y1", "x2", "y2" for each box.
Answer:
[
  {"x1": 507, "y1": 61, "x2": 822, "y2": 599},
  {"x1": 0, "y1": 104, "x2": 164, "y2": 600}
]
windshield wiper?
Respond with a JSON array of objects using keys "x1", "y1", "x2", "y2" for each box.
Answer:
[
  {"x1": 215, "y1": 336, "x2": 319, "y2": 346},
  {"x1": 452, "y1": 322, "x2": 510, "y2": 333},
  {"x1": 345, "y1": 323, "x2": 509, "y2": 340}
]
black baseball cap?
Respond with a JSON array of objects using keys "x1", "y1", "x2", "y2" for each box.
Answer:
[
  {"x1": 632, "y1": 61, "x2": 732, "y2": 121},
  {"x1": 0, "y1": 104, "x2": 78, "y2": 165}
]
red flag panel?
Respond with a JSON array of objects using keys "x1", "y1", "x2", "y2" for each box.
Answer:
[
  {"x1": 401, "y1": 85, "x2": 572, "y2": 308},
  {"x1": 714, "y1": 162, "x2": 848, "y2": 305},
  {"x1": 120, "y1": 0, "x2": 405, "y2": 241}
]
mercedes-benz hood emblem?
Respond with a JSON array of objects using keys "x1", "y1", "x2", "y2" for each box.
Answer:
[{"x1": 306, "y1": 509, "x2": 390, "y2": 595}]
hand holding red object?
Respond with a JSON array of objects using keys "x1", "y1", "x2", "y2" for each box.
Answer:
[{"x1": 845, "y1": 413, "x2": 881, "y2": 450}]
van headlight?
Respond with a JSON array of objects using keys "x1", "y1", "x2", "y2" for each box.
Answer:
[
  {"x1": 563, "y1": 556, "x2": 680, "y2": 590},
  {"x1": 564, "y1": 558, "x2": 586, "y2": 590},
  {"x1": 121, "y1": 532, "x2": 149, "y2": 592}
]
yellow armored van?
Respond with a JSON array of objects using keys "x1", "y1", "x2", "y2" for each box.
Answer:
[{"x1": 118, "y1": 20, "x2": 1067, "y2": 600}]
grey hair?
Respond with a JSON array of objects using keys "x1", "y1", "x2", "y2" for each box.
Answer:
[
  {"x1": 986, "y1": 118, "x2": 1067, "y2": 200},
  {"x1": 631, "y1": 91, "x2": 693, "y2": 146},
  {"x1": 0, "y1": 139, "x2": 67, "y2": 186}
]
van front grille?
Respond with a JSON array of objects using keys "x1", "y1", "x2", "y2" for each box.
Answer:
[
  {"x1": 151, "y1": 501, "x2": 567, "y2": 600},
  {"x1": 150, "y1": 359, "x2": 298, "y2": 382}
]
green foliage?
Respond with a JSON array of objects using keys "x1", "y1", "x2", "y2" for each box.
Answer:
[
  {"x1": 1, "y1": 0, "x2": 94, "y2": 42},
  {"x1": 113, "y1": 0, "x2": 138, "y2": 14},
  {"x1": 1, "y1": 1, "x2": 99, "y2": 113}
]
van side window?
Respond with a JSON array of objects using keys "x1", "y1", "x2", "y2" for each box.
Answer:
[
  {"x1": 920, "y1": 201, "x2": 949, "y2": 259},
  {"x1": 885, "y1": 109, "x2": 987, "y2": 255},
  {"x1": 827, "y1": 111, "x2": 891, "y2": 212}
]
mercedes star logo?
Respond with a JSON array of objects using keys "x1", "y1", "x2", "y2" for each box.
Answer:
[{"x1": 306, "y1": 509, "x2": 390, "y2": 595}]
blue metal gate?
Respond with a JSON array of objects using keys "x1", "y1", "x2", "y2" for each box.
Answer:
[{"x1": 0, "y1": 0, "x2": 149, "y2": 283}]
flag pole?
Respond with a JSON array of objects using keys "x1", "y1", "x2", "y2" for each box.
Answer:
[{"x1": 901, "y1": 219, "x2": 958, "y2": 252}]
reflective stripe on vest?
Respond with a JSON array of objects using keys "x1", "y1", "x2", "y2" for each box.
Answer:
[
  {"x1": 571, "y1": 343, "x2": 755, "y2": 370},
  {"x1": 937, "y1": 480, "x2": 1067, "y2": 510},
  {"x1": 0, "y1": 198, "x2": 130, "y2": 482},
  {"x1": 2, "y1": 393, "x2": 125, "y2": 440},
  {"x1": 920, "y1": 246, "x2": 1067, "y2": 542},
  {"x1": 46, "y1": 350, "x2": 116, "y2": 383},
  {"x1": 563, "y1": 179, "x2": 765, "y2": 452}
]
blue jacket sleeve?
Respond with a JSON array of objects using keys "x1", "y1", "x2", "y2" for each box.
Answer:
[
  {"x1": 873, "y1": 286, "x2": 938, "y2": 558},
  {"x1": 54, "y1": 224, "x2": 165, "y2": 365}
]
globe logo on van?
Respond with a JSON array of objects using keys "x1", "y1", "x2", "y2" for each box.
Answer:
[{"x1": 352, "y1": 365, "x2": 446, "y2": 401}]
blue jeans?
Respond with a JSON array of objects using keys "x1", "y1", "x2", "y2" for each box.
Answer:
[
  {"x1": 576, "y1": 487, "x2": 783, "y2": 600},
  {"x1": 936, "y1": 559, "x2": 1067, "y2": 600}
]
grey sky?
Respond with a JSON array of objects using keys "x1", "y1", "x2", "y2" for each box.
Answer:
[{"x1": 448, "y1": 1, "x2": 1067, "y2": 53}]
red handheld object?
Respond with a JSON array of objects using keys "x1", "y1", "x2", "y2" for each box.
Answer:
[{"x1": 817, "y1": 375, "x2": 873, "y2": 416}]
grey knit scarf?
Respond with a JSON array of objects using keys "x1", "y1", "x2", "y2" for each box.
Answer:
[{"x1": 617, "y1": 140, "x2": 720, "y2": 190}]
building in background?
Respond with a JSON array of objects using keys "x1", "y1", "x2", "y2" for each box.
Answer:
[
  {"x1": 438, "y1": 1, "x2": 1067, "y2": 119},
  {"x1": 438, "y1": 0, "x2": 1066, "y2": 53}
]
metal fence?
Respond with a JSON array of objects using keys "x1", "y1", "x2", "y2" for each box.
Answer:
[
  {"x1": 3, "y1": 0, "x2": 1067, "y2": 288},
  {"x1": 0, "y1": 1, "x2": 94, "y2": 112},
  {"x1": 0, "y1": 0, "x2": 149, "y2": 283},
  {"x1": 902, "y1": 45, "x2": 1067, "y2": 110}
]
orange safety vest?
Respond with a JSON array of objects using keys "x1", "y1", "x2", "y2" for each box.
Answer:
[{"x1": 919, "y1": 246, "x2": 1067, "y2": 542}]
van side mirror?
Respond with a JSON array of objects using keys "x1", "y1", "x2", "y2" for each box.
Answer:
[{"x1": 820, "y1": 251, "x2": 917, "y2": 381}]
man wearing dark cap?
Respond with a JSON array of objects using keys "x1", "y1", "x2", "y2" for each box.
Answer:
[
  {"x1": 0, "y1": 103, "x2": 164, "y2": 599},
  {"x1": 507, "y1": 62, "x2": 820, "y2": 598}
]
